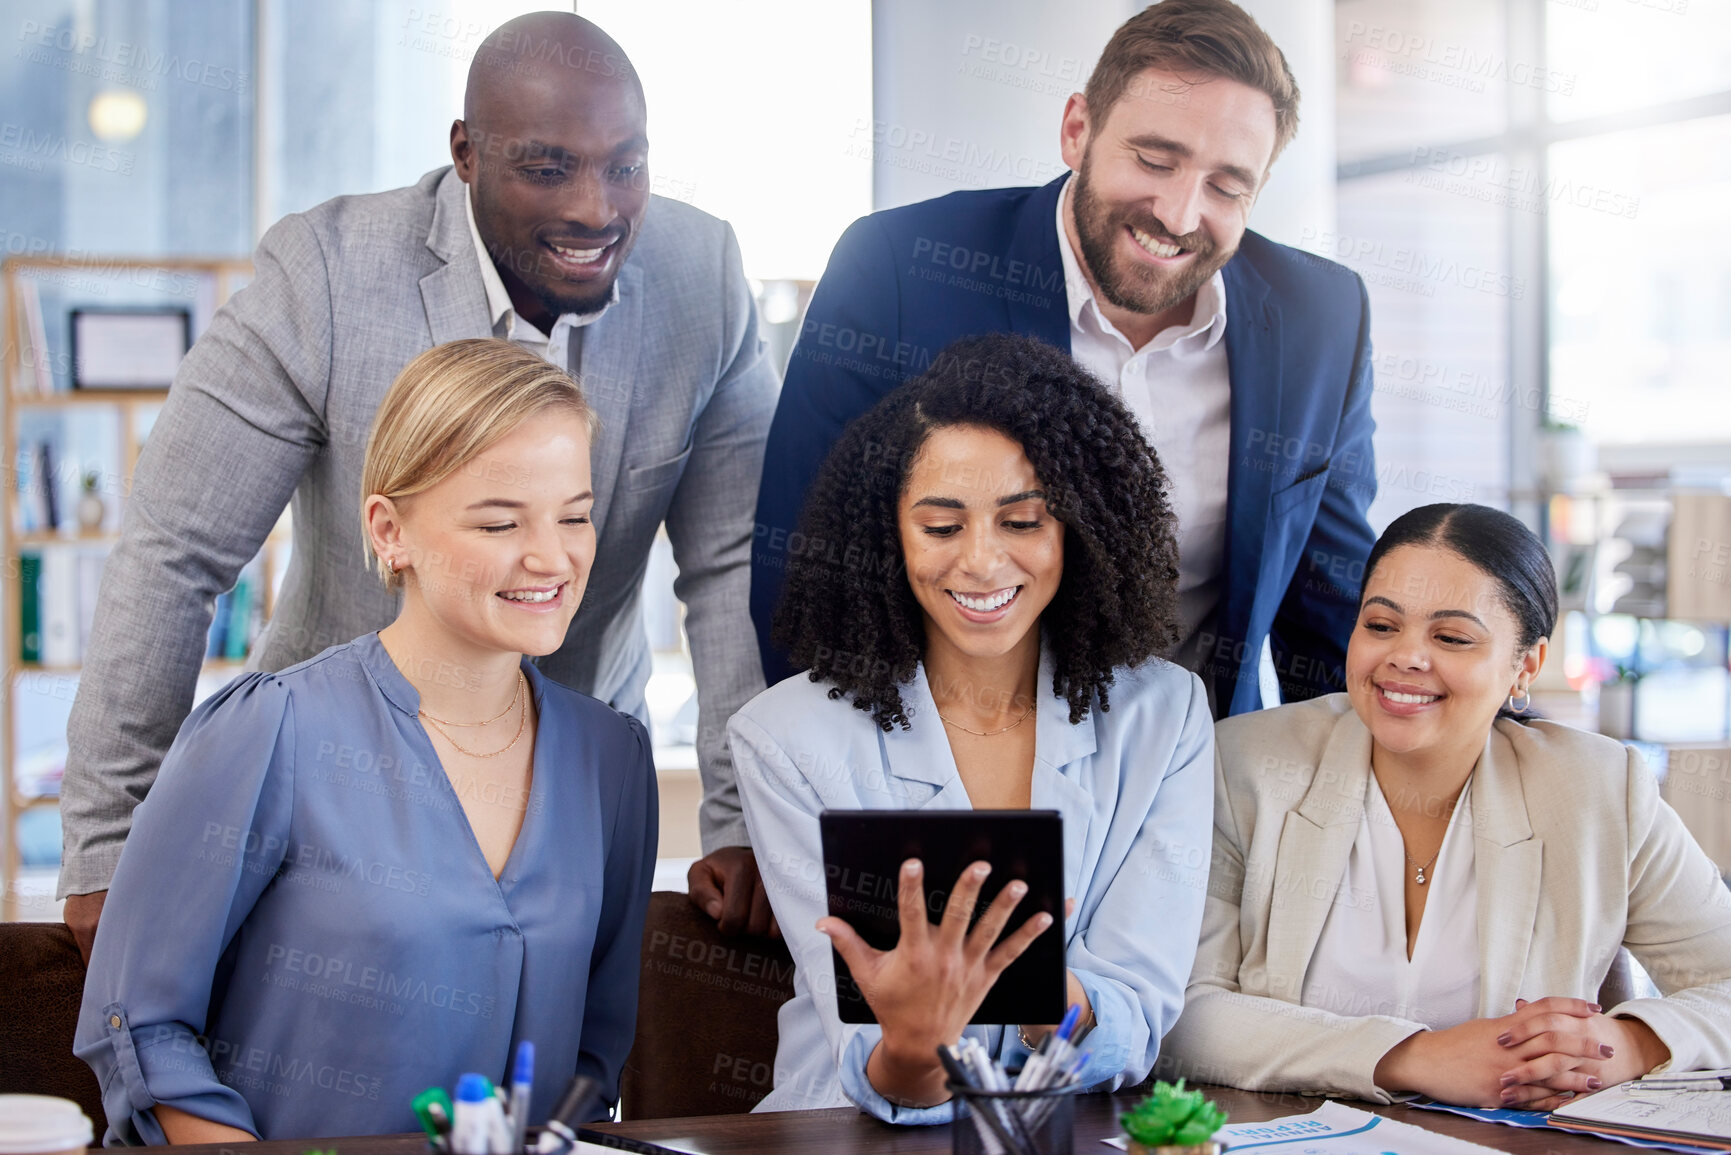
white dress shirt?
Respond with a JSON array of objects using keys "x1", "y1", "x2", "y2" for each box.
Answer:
[
  {"x1": 731, "y1": 653, "x2": 1215, "y2": 1124},
  {"x1": 1302, "y1": 775, "x2": 1481, "y2": 1030},
  {"x1": 1055, "y1": 179, "x2": 1231, "y2": 666},
  {"x1": 465, "y1": 187, "x2": 616, "y2": 369}
]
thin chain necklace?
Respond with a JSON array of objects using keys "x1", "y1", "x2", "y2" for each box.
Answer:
[
  {"x1": 420, "y1": 671, "x2": 528, "y2": 758},
  {"x1": 419, "y1": 671, "x2": 524, "y2": 727},
  {"x1": 937, "y1": 700, "x2": 1035, "y2": 737}
]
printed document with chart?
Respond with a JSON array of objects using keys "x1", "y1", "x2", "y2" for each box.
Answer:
[{"x1": 1103, "y1": 1101, "x2": 1504, "y2": 1154}]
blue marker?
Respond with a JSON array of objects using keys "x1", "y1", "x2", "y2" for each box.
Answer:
[
  {"x1": 508, "y1": 1041, "x2": 535, "y2": 1154},
  {"x1": 1055, "y1": 1003, "x2": 1082, "y2": 1041},
  {"x1": 452, "y1": 1074, "x2": 496, "y2": 1155}
]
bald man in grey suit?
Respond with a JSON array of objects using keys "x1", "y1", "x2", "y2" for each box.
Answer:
[{"x1": 59, "y1": 13, "x2": 778, "y2": 954}]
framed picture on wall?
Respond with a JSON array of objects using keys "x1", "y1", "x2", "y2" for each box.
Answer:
[{"x1": 70, "y1": 306, "x2": 192, "y2": 390}]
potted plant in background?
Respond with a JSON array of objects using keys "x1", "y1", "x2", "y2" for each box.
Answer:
[
  {"x1": 1597, "y1": 661, "x2": 1639, "y2": 740},
  {"x1": 1119, "y1": 1080, "x2": 1228, "y2": 1155},
  {"x1": 76, "y1": 471, "x2": 107, "y2": 534}
]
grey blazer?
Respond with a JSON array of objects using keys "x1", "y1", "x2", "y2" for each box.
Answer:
[
  {"x1": 1161, "y1": 694, "x2": 1731, "y2": 1101},
  {"x1": 59, "y1": 167, "x2": 775, "y2": 896}
]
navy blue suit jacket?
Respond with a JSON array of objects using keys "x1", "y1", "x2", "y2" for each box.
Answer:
[{"x1": 752, "y1": 176, "x2": 1378, "y2": 717}]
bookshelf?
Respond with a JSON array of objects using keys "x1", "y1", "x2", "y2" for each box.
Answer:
[{"x1": 2, "y1": 254, "x2": 270, "y2": 921}]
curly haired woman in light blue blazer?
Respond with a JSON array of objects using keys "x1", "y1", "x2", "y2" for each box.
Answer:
[{"x1": 731, "y1": 334, "x2": 1215, "y2": 1123}]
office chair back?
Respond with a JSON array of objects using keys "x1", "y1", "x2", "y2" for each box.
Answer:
[
  {"x1": 620, "y1": 891, "x2": 795, "y2": 1118},
  {"x1": 0, "y1": 922, "x2": 106, "y2": 1134}
]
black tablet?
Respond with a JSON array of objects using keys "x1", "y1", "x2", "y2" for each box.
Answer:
[{"x1": 818, "y1": 809, "x2": 1065, "y2": 1025}]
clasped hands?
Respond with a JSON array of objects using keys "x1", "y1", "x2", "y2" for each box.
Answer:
[
  {"x1": 1376, "y1": 996, "x2": 1671, "y2": 1111},
  {"x1": 818, "y1": 858, "x2": 1058, "y2": 1109}
]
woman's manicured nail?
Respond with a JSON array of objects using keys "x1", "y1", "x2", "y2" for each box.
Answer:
[
  {"x1": 904, "y1": 860, "x2": 921, "y2": 877},
  {"x1": 1587, "y1": 1077, "x2": 1602, "y2": 1090},
  {"x1": 1600, "y1": 1045, "x2": 1615, "y2": 1058},
  {"x1": 1007, "y1": 881, "x2": 1027, "y2": 898},
  {"x1": 1499, "y1": 1074, "x2": 1517, "y2": 1087},
  {"x1": 1500, "y1": 1089, "x2": 1517, "y2": 1103},
  {"x1": 1496, "y1": 1032, "x2": 1512, "y2": 1046},
  {"x1": 1589, "y1": 1003, "x2": 1602, "y2": 1013}
]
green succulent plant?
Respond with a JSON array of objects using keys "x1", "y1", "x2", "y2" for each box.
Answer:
[{"x1": 1120, "y1": 1080, "x2": 1228, "y2": 1147}]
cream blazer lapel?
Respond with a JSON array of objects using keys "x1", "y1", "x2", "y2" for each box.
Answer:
[
  {"x1": 1470, "y1": 726, "x2": 1543, "y2": 1017},
  {"x1": 1264, "y1": 710, "x2": 1371, "y2": 999}
]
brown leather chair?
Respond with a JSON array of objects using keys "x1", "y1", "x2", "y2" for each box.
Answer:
[
  {"x1": 620, "y1": 891, "x2": 795, "y2": 1119},
  {"x1": 0, "y1": 922, "x2": 107, "y2": 1134}
]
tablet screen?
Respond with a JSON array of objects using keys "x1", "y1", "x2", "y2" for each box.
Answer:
[{"x1": 818, "y1": 809, "x2": 1066, "y2": 1025}]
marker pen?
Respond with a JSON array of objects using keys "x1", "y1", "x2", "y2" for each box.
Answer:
[
  {"x1": 452, "y1": 1074, "x2": 495, "y2": 1155},
  {"x1": 508, "y1": 1041, "x2": 534, "y2": 1154}
]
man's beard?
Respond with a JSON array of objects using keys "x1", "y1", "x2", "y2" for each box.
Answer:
[
  {"x1": 1070, "y1": 153, "x2": 1236, "y2": 318},
  {"x1": 528, "y1": 277, "x2": 613, "y2": 320},
  {"x1": 480, "y1": 233, "x2": 620, "y2": 320}
]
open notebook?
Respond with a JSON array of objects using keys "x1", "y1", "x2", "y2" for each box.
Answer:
[{"x1": 1548, "y1": 1071, "x2": 1731, "y2": 1152}]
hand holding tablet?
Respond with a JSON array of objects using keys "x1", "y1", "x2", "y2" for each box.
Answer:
[{"x1": 816, "y1": 810, "x2": 1067, "y2": 1032}]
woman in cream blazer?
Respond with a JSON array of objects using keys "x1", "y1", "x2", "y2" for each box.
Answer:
[{"x1": 1163, "y1": 503, "x2": 1731, "y2": 1110}]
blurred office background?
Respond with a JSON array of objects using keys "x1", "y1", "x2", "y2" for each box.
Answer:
[{"x1": 4, "y1": 0, "x2": 1729, "y2": 917}]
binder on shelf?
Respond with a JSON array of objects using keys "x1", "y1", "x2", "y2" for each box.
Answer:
[
  {"x1": 16, "y1": 276, "x2": 54, "y2": 394},
  {"x1": 38, "y1": 440, "x2": 59, "y2": 530},
  {"x1": 19, "y1": 554, "x2": 41, "y2": 663},
  {"x1": 39, "y1": 549, "x2": 77, "y2": 665},
  {"x1": 17, "y1": 439, "x2": 54, "y2": 532}
]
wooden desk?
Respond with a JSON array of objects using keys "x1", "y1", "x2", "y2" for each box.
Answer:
[{"x1": 170, "y1": 1085, "x2": 1628, "y2": 1155}]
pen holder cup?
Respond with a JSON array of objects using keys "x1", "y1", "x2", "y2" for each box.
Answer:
[
  {"x1": 948, "y1": 1082, "x2": 1075, "y2": 1155},
  {"x1": 427, "y1": 1126, "x2": 544, "y2": 1155}
]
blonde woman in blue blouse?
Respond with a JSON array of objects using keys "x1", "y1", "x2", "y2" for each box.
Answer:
[{"x1": 77, "y1": 340, "x2": 656, "y2": 1142}]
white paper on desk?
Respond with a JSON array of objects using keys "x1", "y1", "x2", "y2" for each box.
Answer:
[
  {"x1": 1409, "y1": 1097, "x2": 1724, "y2": 1155},
  {"x1": 1550, "y1": 1080, "x2": 1731, "y2": 1141},
  {"x1": 1102, "y1": 1101, "x2": 1503, "y2": 1154}
]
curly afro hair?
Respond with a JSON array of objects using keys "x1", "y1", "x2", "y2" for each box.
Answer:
[{"x1": 771, "y1": 333, "x2": 1182, "y2": 731}]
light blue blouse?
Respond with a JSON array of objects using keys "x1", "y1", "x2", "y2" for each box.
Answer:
[
  {"x1": 74, "y1": 633, "x2": 657, "y2": 1143},
  {"x1": 729, "y1": 652, "x2": 1214, "y2": 1124}
]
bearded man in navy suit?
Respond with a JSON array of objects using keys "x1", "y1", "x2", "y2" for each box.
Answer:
[{"x1": 752, "y1": 0, "x2": 1378, "y2": 717}]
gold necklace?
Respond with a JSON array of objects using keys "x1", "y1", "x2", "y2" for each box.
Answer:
[
  {"x1": 937, "y1": 700, "x2": 1035, "y2": 737},
  {"x1": 420, "y1": 672, "x2": 528, "y2": 758},
  {"x1": 419, "y1": 671, "x2": 524, "y2": 727}
]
